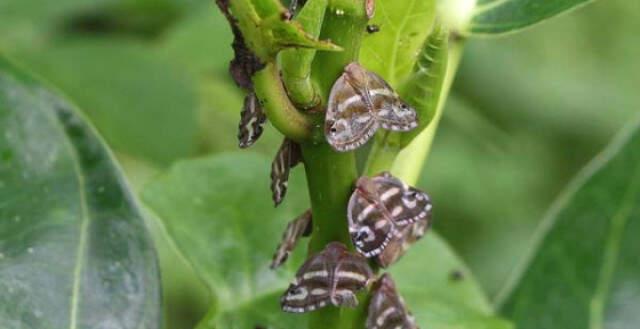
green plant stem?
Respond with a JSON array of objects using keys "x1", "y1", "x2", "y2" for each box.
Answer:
[
  {"x1": 393, "y1": 37, "x2": 466, "y2": 185},
  {"x1": 301, "y1": 1, "x2": 368, "y2": 328},
  {"x1": 363, "y1": 132, "x2": 401, "y2": 176},
  {"x1": 303, "y1": 143, "x2": 358, "y2": 251},
  {"x1": 280, "y1": 0, "x2": 328, "y2": 108},
  {"x1": 252, "y1": 62, "x2": 313, "y2": 141}
]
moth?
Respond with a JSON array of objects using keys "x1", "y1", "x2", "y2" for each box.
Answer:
[
  {"x1": 238, "y1": 92, "x2": 267, "y2": 148},
  {"x1": 376, "y1": 217, "x2": 429, "y2": 268},
  {"x1": 325, "y1": 62, "x2": 418, "y2": 152},
  {"x1": 348, "y1": 171, "x2": 432, "y2": 257},
  {"x1": 281, "y1": 242, "x2": 373, "y2": 313},
  {"x1": 270, "y1": 138, "x2": 302, "y2": 206},
  {"x1": 366, "y1": 273, "x2": 418, "y2": 329},
  {"x1": 270, "y1": 209, "x2": 313, "y2": 269}
]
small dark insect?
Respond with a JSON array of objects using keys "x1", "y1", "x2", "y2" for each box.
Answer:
[
  {"x1": 449, "y1": 270, "x2": 464, "y2": 282},
  {"x1": 238, "y1": 92, "x2": 267, "y2": 148},
  {"x1": 366, "y1": 273, "x2": 418, "y2": 329},
  {"x1": 271, "y1": 209, "x2": 313, "y2": 269},
  {"x1": 270, "y1": 138, "x2": 302, "y2": 206},
  {"x1": 366, "y1": 24, "x2": 380, "y2": 34},
  {"x1": 281, "y1": 242, "x2": 373, "y2": 313}
]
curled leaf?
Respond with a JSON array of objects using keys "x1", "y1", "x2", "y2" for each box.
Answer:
[{"x1": 399, "y1": 23, "x2": 449, "y2": 147}]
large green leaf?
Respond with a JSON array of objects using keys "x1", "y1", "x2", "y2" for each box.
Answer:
[
  {"x1": 158, "y1": 8, "x2": 233, "y2": 75},
  {"x1": 142, "y1": 153, "x2": 310, "y2": 328},
  {"x1": 498, "y1": 119, "x2": 640, "y2": 328},
  {"x1": 0, "y1": 57, "x2": 160, "y2": 328},
  {"x1": 12, "y1": 39, "x2": 199, "y2": 166},
  {"x1": 390, "y1": 234, "x2": 513, "y2": 328},
  {"x1": 360, "y1": 0, "x2": 436, "y2": 86},
  {"x1": 142, "y1": 152, "x2": 511, "y2": 328},
  {"x1": 466, "y1": 0, "x2": 595, "y2": 34}
]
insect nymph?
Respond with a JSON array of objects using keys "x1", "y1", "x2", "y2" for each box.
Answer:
[
  {"x1": 270, "y1": 138, "x2": 302, "y2": 206},
  {"x1": 348, "y1": 172, "x2": 432, "y2": 257},
  {"x1": 281, "y1": 242, "x2": 373, "y2": 313},
  {"x1": 237, "y1": 92, "x2": 266, "y2": 148},
  {"x1": 367, "y1": 274, "x2": 418, "y2": 329},
  {"x1": 325, "y1": 63, "x2": 418, "y2": 152},
  {"x1": 270, "y1": 209, "x2": 312, "y2": 269}
]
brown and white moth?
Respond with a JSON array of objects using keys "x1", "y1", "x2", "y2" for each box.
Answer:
[
  {"x1": 270, "y1": 209, "x2": 313, "y2": 269},
  {"x1": 281, "y1": 242, "x2": 373, "y2": 313},
  {"x1": 270, "y1": 138, "x2": 302, "y2": 206},
  {"x1": 366, "y1": 273, "x2": 418, "y2": 329},
  {"x1": 348, "y1": 172, "x2": 432, "y2": 257},
  {"x1": 376, "y1": 217, "x2": 429, "y2": 268},
  {"x1": 238, "y1": 92, "x2": 267, "y2": 148},
  {"x1": 325, "y1": 63, "x2": 418, "y2": 152}
]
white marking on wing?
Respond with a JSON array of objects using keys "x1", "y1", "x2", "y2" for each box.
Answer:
[
  {"x1": 380, "y1": 187, "x2": 400, "y2": 201},
  {"x1": 311, "y1": 288, "x2": 328, "y2": 296},
  {"x1": 303, "y1": 270, "x2": 329, "y2": 280},
  {"x1": 391, "y1": 205, "x2": 403, "y2": 217},
  {"x1": 377, "y1": 306, "x2": 397, "y2": 325},
  {"x1": 337, "y1": 271, "x2": 367, "y2": 282}
]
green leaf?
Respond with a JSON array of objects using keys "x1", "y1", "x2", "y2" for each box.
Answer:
[
  {"x1": 399, "y1": 23, "x2": 449, "y2": 146},
  {"x1": 280, "y1": 0, "x2": 328, "y2": 107},
  {"x1": 226, "y1": 0, "x2": 340, "y2": 61},
  {"x1": 466, "y1": 0, "x2": 595, "y2": 35},
  {"x1": 390, "y1": 234, "x2": 513, "y2": 329},
  {"x1": 13, "y1": 39, "x2": 199, "y2": 165},
  {"x1": 158, "y1": 9, "x2": 234, "y2": 75},
  {"x1": 0, "y1": 57, "x2": 160, "y2": 328},
  {"x1": 142, "y1": 152, "x2": 511, "y2": 328},
  {"x1": 498, "y1": 119, "x2": 640, "y2": 328},
  {"x1": 360, "y1": 0, "x2": 436, "y2": 86},
  {"x1": 142, "y1": 152, "x2": 310, "y2": 328}
]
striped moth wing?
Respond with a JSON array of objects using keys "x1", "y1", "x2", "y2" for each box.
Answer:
[
  {"x1": 281, "y1": 242, "x2": 373, "y2": 313},
  {"x1": 348, "y1": 172, "x2": 432, "y2": 257},
  {"x1": 270, "y1": 138, "x2": 302, "y2": 206},
  {"x1": 376, "y1": 215, "x2": 430, "y2": 268},
  {"x1": 270, "y1": 209, "x2": 313, "y2": 269},
  {"x1": 325, "y1": 63, "x2": 378, "y2": 152},
  {"x1": 366, "y1": 274, "x2": 418, "y2": 329},
  {"x1": 325, "y1": 63, "x2": 417, "y2": 152},
  {"x1": 238, "y1": 92, "x2": 267, "y2": 148}
]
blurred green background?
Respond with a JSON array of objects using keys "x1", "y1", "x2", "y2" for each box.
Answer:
[{"x1": 1, "y1": 0, "x2": 637, "y2": 327}]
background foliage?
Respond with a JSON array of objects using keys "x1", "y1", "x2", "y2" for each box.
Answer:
[{"x1": 0, "y1": 0, "x2": 638, "y2": 328}]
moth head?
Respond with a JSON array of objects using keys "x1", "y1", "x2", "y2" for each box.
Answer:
[
  {"x1": 354, "y1": 176, "x2": 376, "y2": 195},
  {"x1": 283, "y1": 283, "x2": 308, "y2": 301},
  {"x1": 353, "y1": 226, "x2": 376, "y2": 246},
  {"x1": 344, "y1": 62, "x2": 368, "y2": 86},
  {"x1": 394, "y1": 101, "x2": 417, "y2": 119}
]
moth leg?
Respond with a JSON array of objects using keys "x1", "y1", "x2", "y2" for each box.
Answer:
[{"x1": 331, "y1": 290, "x2": 359, "y2": 308}]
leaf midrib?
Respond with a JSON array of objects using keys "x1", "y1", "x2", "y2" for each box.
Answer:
[
  {"x1": 386, "y1": 0, "x2": 419, "y2": 86},
  {"x1": 589, "y1": 163, "x2": 640, "y2": 329},
  {"x1": 42, "y1": 102, "x2": 91, "y2": 329}
]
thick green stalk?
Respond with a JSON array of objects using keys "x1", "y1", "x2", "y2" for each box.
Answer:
[
  {"x1": 252, "y1": 62, "x2": 313, "y2": 141},
  {"x1": 302, "y1": 1, "x2": 368, "y2": 328},
  {"x1": 280, "y1": 0, "x2": 328, "y2": 108}
]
